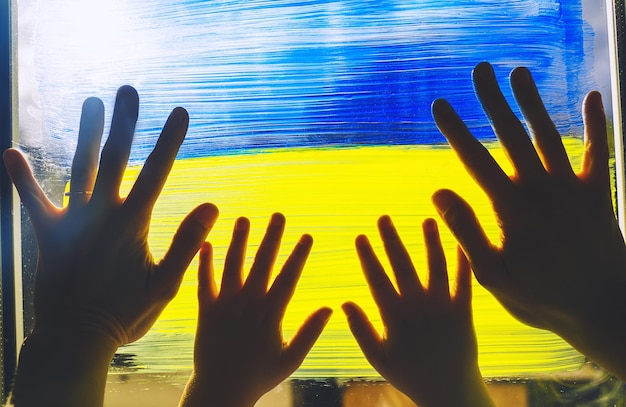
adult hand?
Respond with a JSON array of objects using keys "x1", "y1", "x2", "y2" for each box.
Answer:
[
  {"x1": 179, "y1": 213, "x2": 332, "y2": 407},
  {"x1": 431, "y1": 62, "x2": 626, "y2": 380},
  {"x1": 6, "y1": 86, "x2": 218, "y2": 406},
  {"x1": 343, "y1": 216, "x2": 494, "y2": 407}
]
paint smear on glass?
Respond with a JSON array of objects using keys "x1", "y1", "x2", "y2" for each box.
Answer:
[
  {"x1": 113, "y1": 138, "x2": 586, "y2": 378},
  {"x1": 22, "y1": 0, "x2": 601, "y2": 379}
]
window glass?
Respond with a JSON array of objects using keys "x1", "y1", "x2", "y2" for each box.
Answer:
[{"x1": 14, "y1": 0, "x2": 622, "y2": 405}]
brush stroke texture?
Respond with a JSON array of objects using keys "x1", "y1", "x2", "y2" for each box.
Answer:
[{"x1": 21, "y1": 0, "x2": 594, "y2": 163}]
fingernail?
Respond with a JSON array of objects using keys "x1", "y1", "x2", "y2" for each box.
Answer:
[
  {"x1": 318, "y1": 307, "x2": 333, "y2": 322},
  {"x1": 431, "y1": 98, "x2": 452, "y2": 116},
  {"x1": 432, "y1": 190, "x2": 455, "y2": 213},
  {"x1": 378, "y1": 214, "x2": 393, "y2": 228},
  {"x1": 195, "y1": 203, "x2": 219, "y2": 228},
  {"x1": 521, "y1": 67, "x2": 532, "y2": 85},
  {"x1": 116, "y1": 85, "x2": 139, "y2": 119},
  {"x1": 83, "y1": 97, "x2": 104, "y2": 113},
  {"x1": 298, "y1": 233, "x2": 313, "y2": 246},
  {"x1": 513, "y1": 67, "x2": 532, "y2": 86},
  {"x1": 169, "y1": 107, "x2": 189, "y2": 126},
  {"x1": 235, "y1": 216, "x2": 250, "y2": 231},
  {"x1": 2, "y1": 149, "x2": 16, "y2": 167},
  {"x1": 355, "y1": 234, "x2": 369, "y2": 247},
  {"x1": 422, "y1": 218, "x2": 438, "y2": 233},
  {"x1": 473, "y1": 62, "x2": 493, "y2": 81},
  {"x1": 341, "y1": 302, "x2": 355, "y2": 317},
  {"x1": 269, "y1": 212, "x2": 286, "y2": 227}
]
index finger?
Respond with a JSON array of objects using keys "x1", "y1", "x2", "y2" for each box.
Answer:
[
  {"x1": 125, "y1": 107, "x2": 189, "y2": 218},
  {"x1": 432, "y1": 98, "x2": 515, "y2": 204}
]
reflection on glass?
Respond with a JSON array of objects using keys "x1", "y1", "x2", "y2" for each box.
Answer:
[{"x1": 16, "y1": 0, "x2": 614, "y2": 388}]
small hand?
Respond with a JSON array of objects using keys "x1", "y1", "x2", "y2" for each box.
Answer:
[
  {"x1": 343, "y1": 216, "x2": 494, "y2": 407},
  {"x1": 180, "y1": 213, "x2": 332, "y2": 407},
  {"x1": 430, "y1": 62, "x2": 626, "y2": 380}
]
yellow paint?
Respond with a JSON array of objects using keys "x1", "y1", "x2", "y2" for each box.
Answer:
[{"x1": 112, "y1": 137, "x2": 586, "y2": 378}]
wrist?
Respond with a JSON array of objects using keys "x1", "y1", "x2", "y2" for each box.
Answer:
[
  {"x1": 549, "y1": 275, "x2": 626, "y2": 382},
  {"x1": 179, "y1": 371, "x2": 259, "y2": 407},
  {"x1": 407, "y1": 365, "x2": 495, "y2": 407},
  {"x1": 11, "y1": 328, "x2": 118, "y2": 407}
]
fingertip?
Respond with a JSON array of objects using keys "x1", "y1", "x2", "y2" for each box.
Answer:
[
  {"x1": 195, "y1": 203, "x2": 220, "y2": 229},
  {"x1": 431, "y1": 97, "x2": 453, "y2": 116},
  {"x1": 341, "y1": 301, "x2": 355, "y2": 315},
  {"x1": 117, "y1": 84, "x2": 139, "y2": 100},
  {"x1": 198, "y1": 241, "x2": 212, "y2": 275},
  {"x1": 472, "y1": 61, "x2": 495, "y2": 81},
  {"x1": 235, "y1": 216, "x2": 250, "y2": 230},
  {"x1": 510, "y1": 66, "x2": 532, "y2": 84},
  {"x1": 270, "y1": 211, "x2": 286, "y2": 226},
  {"x1": 317, "y1": 306, "x2": 333, "y2": 323},
  {"x1": 431, "y1": 188, "x2": 459, "y2": 214},
  {"x1": 115, "y1": 85, "x2": 139, "y2": 117},
  {"x1": 584, "y1": 90, "x2": 605, "y2": 117},
  {"x1": 299, "y1": 233, "x2": 313, "y2": 246},
  {"x1": 421, "y1": 217, "x2": 438, "y2": 233},
  {"x1": 3, "y1": 148, "x2": 19, "y2": 169},
  {"x1": 585, "y1": 90, "x2": 603, "y2": 104},
  {"x1": 377, "y1": 214, "x2": 392, "y2": 228},
  {"x1": 169, "y1": 106, "x2": 190, "y2": 126},
  {"x1": 355, "y1": 234, "x2": 370, "y2": 248},
  {"x1": 200, "y1": 240, "x2": 212, "y2": 256},
  {"x1": 82, "y1": 96, "x2": 105, "y2": 113}
]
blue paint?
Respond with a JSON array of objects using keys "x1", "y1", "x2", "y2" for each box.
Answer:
[{"x1": 25, "y1": 0, "x2": 595, "y2": 162}]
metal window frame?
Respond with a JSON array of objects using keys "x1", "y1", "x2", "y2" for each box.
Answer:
[{"x1": 1, "y1": 0, "x2": 17, "y2": 401}]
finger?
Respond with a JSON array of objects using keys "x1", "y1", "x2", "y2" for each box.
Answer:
[
  {"x1": 92, "y1": 85, "x2": 139, "y2": 204},
  {"x1": 452, "y1": 246, "x2": 472, "y2": 309},
  {"x1": 3, "y1": 148, "x2": 56, "y2": 226},
  {"x1": 220, "y1": 217, "x2": 250, "y2": 298},
  {"x1": 198, "y1": 242, "x2": 218, "y2": 308},
  {"x1": 431, "y1": 189, "x2": 503, "y2": 289},
  {"x1": 153, "y1": 203, "x2": 219, "y2": 301},
  {"x1": 279, "y1": 307, "x2": 333, "y2": 378},
  {"x1": 68, "y1": 97, "x2": 105, "y2": 208},
  {"x1": 125, "y1": 107, "x2": 189, "y2": 218},
  {"x1": 431, "y1": 98, "x2": 515, "y2": 205},
  {"x1": 355, "y1": 234, "x2": 400, "y2": 319},
  {"x1": 243, "y1": 213, "x2": 286, "y2": 297},
  {"x1": 342, "y1": 301, "x2": 385, "y2": 373},
  {"x1": 510, "y1": 67, "x2": 574, "y2": 178},
  {"x1": 422, "y1": 218, "x2": 450, "y2": 301},
  {"x1": 377, "y1": 215, "x2": 423, "y2": 298},
  {"x1": 266, "y1": 234, "x2": 313, "y2": 318},
  {"x1": 472, "y1": 62, "x2": 546, "y2": 182},
  {"x1": 580, "y1": 91, "x2": 610, "y2": 186}
]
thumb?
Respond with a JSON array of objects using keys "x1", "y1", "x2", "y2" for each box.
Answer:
[
  {"x1": 153, "y1": 203, "x2": 219, "y2": 300},
  {"x1": 3, "y1": 148, "x2": 56, "y2": 227},
  {"x1": 431, "y1": 189, "x2": 502, "y2": 288}
]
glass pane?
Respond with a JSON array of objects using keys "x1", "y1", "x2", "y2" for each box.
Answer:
[{"x1": 14, "y1": 0, "x2": 622, "y2": 405}]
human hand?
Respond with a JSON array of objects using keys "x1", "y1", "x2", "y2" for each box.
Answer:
[
  {"x1": 343, "y1": 216, "x2": 494, "y2": 407},
  {"x1": 430, "y1": 62, "x2": 626, "y2": 380},
  {"x1": 6, "y1": 86, "x2": 218, "y2": 406},
  {"x1": 179, "y1": 213, "x2": 332, "y2": 407}
]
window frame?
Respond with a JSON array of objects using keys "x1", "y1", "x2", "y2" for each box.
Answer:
[{"x1": 1, "y1": 0, "x2": 626, "y2": 403}]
